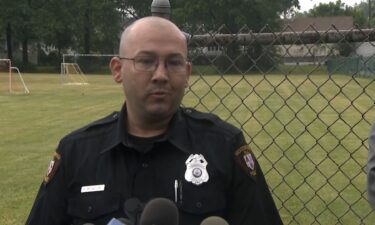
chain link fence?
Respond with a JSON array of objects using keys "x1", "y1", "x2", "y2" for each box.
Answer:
[{"x1": 183, "y1": 25, "x2": 375, "y2": 224}]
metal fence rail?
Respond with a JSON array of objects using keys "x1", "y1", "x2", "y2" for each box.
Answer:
[{"x1": 185, "y1": 25, "x2": 375, "y2": 225}]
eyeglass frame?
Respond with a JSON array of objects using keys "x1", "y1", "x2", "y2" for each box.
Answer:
[{"x1": 117, "y1": 55, "x2": 190, "y2": 73}]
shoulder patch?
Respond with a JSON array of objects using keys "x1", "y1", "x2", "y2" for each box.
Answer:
[
  {"x1": 44, "y1": 152, "x2": 61, "y2": 185},
  {"x1": 234, "y1": 145, "x2": 257, "y2": 180}
]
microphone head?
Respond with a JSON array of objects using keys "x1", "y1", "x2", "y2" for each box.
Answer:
[
  {"x1": 200, "y1": 216, "x2": 229, "y2": 225},
  {"x1": 139, "y1": 198, "x2": 179, "y2": 225},
  {"x1": 107, "y1": 218, "x2": 126, "y2": 225}
]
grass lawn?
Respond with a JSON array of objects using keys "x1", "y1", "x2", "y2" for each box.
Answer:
[{"x1": 0, "y1": 73, "x2": 374, "y2": 224}]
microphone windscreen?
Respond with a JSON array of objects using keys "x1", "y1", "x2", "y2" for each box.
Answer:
[
  {"x1": 139, "y1": 198, "x2": 179, "y2": 225},
  {"x1": 107, "y1": 218, "x2": 125, "y2": 225},
  {"x1": 200, "y1": 216, "x2": 229, "y2": 225}
]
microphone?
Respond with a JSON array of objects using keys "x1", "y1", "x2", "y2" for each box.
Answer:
[
  {"x1": 200, "y1": 216, "x2": 229, "y2": 225},
  {"x1": 106, "y1": 217, "x2": 133, "y2": 225},
  {"x1": 107, "y1": 218, "x2": 126, "y2": 225},
  {"x1": 139, "y1": 198, "x2": 179, "y2": 225}
]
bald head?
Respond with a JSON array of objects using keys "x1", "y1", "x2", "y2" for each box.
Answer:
[{"x1": 119, "y1": 17, "x2": 187, "y2": 56}]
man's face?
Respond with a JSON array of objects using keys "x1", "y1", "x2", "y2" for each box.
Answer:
[{"x1": 111, "y1": 22, "x2": 191, "y2": 121}]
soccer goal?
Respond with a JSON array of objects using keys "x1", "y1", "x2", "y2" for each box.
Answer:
[
  {"x1": 60, "y1": 63, "x2": 88, "y2": 85},
  {"x1": 0, "y1": 59, "x2": 30, "y2": 94},
  {"x1": 62, "y1": 53, "x2": 116, "y2": 75}
]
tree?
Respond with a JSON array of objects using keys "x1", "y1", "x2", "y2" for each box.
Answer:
[
  {"x1": 281, "y1": 0, "x2": 300, "y2": 18},
  {"x1": 121, "y1": 0, "x2": 299, "y2": 32},
  {"x1": 296, "y1": 0, "x2": 367, "y2": 28},
  {"x1": 35, "y1": 0, "x2": 76, "y2": 55},
  {"x1": 72, "y1": 0, "x2": 122, "y2": 54},
  {"x1": 171, "y1": 0, "x2": 299, "y2": 73},
  {"x1": 295, "y1": 0, "x2": 368, "y2": 57}
]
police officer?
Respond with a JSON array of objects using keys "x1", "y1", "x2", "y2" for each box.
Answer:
[
  {"x1": 368, "y1": 121, "x2": 375, "y2": 210},
  {"x1": 26, "y1": 17, "x2": 283, "y2": 225}
]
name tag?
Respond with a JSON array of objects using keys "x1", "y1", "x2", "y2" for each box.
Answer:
[{"x1": 81, "y1": 184, "x2": 105, "y2": 193}]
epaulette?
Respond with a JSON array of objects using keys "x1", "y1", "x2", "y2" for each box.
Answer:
[
  {"x1": 181, "y1": 107, "x2": 240, "y2": 136},
  {"x1": 83, "y1": 112, "x2": 119, "y2": 131},
  {"x1": 61, "y1": 111, "x2": 119, "y2": 142},
  {"x1": 182, "y1": 107, "x2": 220, "y2": 122}
]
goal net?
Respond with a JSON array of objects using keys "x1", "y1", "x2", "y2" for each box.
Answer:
[
  {"x1": 60, "y1": 63, "x2": 89, "y2": 85},
  {"x1": 62, "y1": 53, "x2": 116, "y2": 76},
  {"x1": 0, "y1": 59, "x2": 30, "y2": 94}
]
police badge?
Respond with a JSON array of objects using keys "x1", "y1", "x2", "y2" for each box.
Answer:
[{"x1": 184, "y1": 154, "x2": 209, "y2": 185}]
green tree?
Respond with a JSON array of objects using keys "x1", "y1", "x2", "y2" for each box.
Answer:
[
  {"x1": 121, "y1": 0, "x2": 299, "y2": 32},
  {"x1": 296, "y1": 0, "x2": 366, "y2": 28},
  {"x1": 0, "y1": 0, "x2": 38, "y2": 63},
  {"x1": 35, "y1": 0, "x2": 76, "y2": 55},
  {"x1": 73, "y1": 0, "x2": 122, "y2": 54},
  {"x1": 296, "y1": 0, "x2": 367, "y2": 57},
  {"x1": 170, "y1": 0, "x2": 299, "y2": 74}
]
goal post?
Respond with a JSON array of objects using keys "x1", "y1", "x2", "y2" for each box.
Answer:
[
  {"x1": 60, "y1": 63, "x2": 88, "y2": 85},
  {"x1": 0, "y1": 59, "x2": 30, "y2": 94},
  {"x1": 62, "y1": 53, "x2": 117, "y2": 76}
]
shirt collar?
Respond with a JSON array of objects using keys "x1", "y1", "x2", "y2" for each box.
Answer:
[{"x1": 100, "y1": 105, "x2": 192, "y2": 154}]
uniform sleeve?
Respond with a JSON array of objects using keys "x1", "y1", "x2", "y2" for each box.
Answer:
[
  {"x1": 368, "y1": 121, "x2": 375, "y2": 211},
  {"x1": 25, "y1": 146, "x2": 70, "y2": 225},
  {"x1": 226, "y1": 133, "x2": 283, "y2": 225}
]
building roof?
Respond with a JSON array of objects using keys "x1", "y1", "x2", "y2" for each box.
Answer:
[{"x1": 283, "y1": 16, "x2": 354, "y2": 32}]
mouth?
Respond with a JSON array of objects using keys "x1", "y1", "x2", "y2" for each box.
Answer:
[{"x1": 149, "y1": 90, "x2": 170, "y2": 98}]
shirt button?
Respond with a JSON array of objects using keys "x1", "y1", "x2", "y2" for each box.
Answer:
[
  {"x1": 185, "y1": 109, "x2": 192, "y2": 113},
  {"x1": 87, "y1": 206, "x2": 93, "y2": 213},
  {"x1": 196, "y1": 202, "x2": 202, "y2": 208},
  {"x1": 113, "y1": 113, "x2": 118, "y2": 119},
  {"x1": 142, "y1": 163, "x2": 149, "y2": 168}
]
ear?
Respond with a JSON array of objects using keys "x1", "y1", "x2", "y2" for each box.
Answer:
[
  {"x1": 109, "y1": 57, "x2": 123, "y2": 83},
  {"x1": 185, "y1": 62, "x2": 192, "y2": 87}
]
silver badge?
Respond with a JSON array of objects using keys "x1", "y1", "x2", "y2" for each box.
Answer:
[{"x1": 184, "y1": 154, "x2": 209, "y2": 185}]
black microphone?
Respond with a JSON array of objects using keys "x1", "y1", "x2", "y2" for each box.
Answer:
[
  {"x1": 139, "y1": 198, "x2": 179, "y2": 225},
  {"x1": 200, "y1": 216, "x2": 229, "y2": 225}
]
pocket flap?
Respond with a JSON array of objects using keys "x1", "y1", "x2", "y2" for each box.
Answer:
[
  {"x1": 68, "y1": 194, "x2": 120, "y2": 220},
  {"x1": 180, "y1": 189, "x2": 226, "y2": 214}
]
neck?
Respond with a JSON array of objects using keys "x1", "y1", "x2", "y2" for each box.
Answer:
[{"x1": 126, "y1": 111, "x2": 172, "y2": 138}]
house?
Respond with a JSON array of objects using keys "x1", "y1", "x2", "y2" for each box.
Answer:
[{"x1": 280, "y1": 16, "x2": 354, "y2": 65}]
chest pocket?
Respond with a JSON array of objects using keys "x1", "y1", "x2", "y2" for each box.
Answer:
[
  {"x1": 180, "y1": 186, "x2": 226, "y2": 214},
  {"x1": 67, "y1": 193, "x2": 121, "y2": 220}
]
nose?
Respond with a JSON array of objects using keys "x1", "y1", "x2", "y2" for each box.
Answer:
[{"x1": 151, "y1": 61, "x2": 169, "y2": 82}]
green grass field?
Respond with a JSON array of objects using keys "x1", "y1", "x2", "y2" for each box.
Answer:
[{"x1": 0, "y1": 73, "x2": 374, "y2": 224}]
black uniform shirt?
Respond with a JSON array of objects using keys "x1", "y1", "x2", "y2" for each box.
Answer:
[{"x1": 26, "y1": 105, "x2": 283, "y2": 225}]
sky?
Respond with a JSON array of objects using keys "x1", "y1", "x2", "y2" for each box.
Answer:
[{"x1": 298, "y1": 0, "x2": 365, "y2": 12}]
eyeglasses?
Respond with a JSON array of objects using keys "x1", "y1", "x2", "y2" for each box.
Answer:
[{"x1": 118, "y1": 55, "x2": 188, "y2": 73}]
